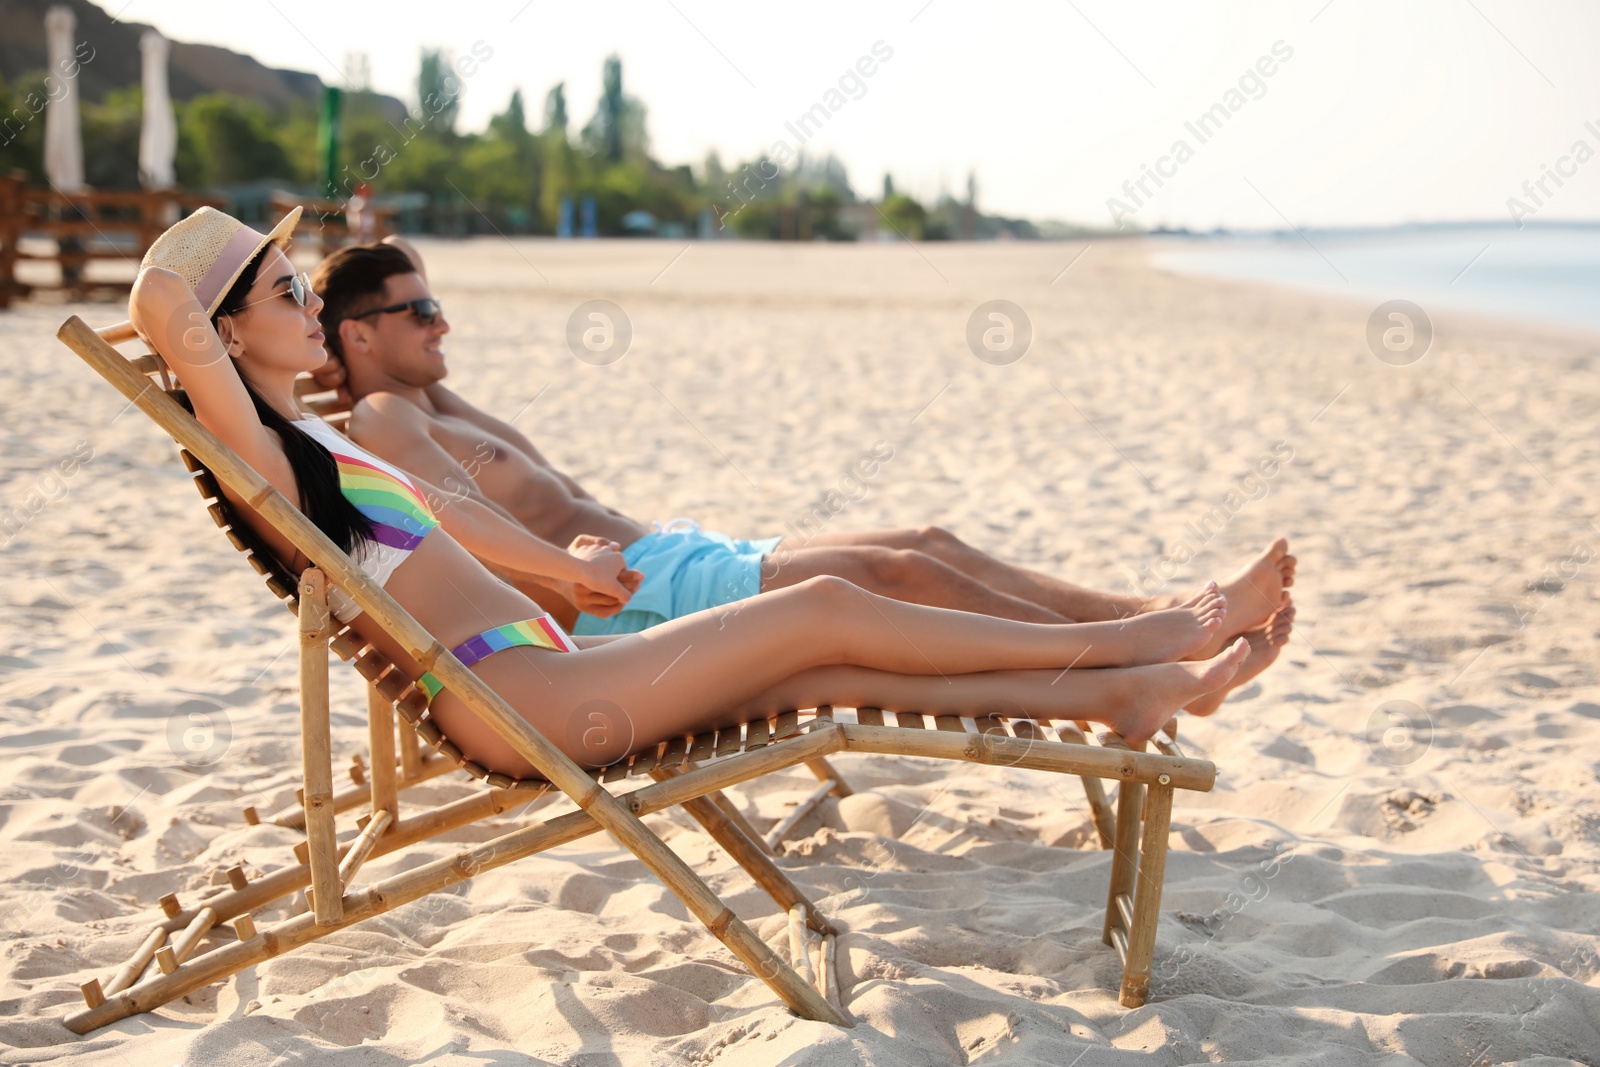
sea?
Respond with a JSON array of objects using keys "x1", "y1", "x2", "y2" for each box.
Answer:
[{"x1": 1152, "y1": 223, "x2": 1600, "y2": 335}]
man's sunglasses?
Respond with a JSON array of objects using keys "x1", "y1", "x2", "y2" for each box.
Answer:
[
  {"x1": 349, "y1": 298, "x2": 444, "y2": 326},
  {"x1": 234, "y1": 272, "x2": 314, "y2": 312}
]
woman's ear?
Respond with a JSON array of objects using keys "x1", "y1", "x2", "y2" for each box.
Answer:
[{"x1": 213, "y1": 314, "x2": 243, "y2": 358}]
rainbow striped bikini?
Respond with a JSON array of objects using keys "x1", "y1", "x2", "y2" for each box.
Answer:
[{"x1": 294, "y1": 419, "x2": 578, "y2": 700}]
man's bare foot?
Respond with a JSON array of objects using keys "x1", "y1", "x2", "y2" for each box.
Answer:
[
  {"x1": 1185, "y1": 597, "x2": 1294, "y2": 716},
  {"x1": 1110, "y1": 637, "x2": 1251, "y2": 743},
  {"x1": 1189, "y1": 537, "x2": 1294, "y2": 658},
  {"x1": 1088, "y1": 584, "x2": 1226, "y2": 667}
]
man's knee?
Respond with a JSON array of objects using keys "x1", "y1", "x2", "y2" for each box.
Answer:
[
  {"x1": 911, "y1": 525, "x2": 964, "y2": 554},
  {"x1": 858, "y1": 547, "x2": 944, "y2": 591}
]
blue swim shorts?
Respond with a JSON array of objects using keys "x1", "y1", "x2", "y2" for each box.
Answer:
[{"x1": 572, "y1": 520, "x2": 782, "y2": 636}]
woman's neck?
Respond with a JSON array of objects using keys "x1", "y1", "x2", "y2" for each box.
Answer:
[{"x1": 241, "y1": 370, "x2": 303, "y2": 422}]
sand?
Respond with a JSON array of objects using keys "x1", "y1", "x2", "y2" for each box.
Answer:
[{"x1": 2, "y1": 236, "x2": 1598, "y2": 1065}]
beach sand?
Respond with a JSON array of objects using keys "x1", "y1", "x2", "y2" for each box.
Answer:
[{"x1": 2, "y1": 237, "x2": 1598, "y2": 1065}]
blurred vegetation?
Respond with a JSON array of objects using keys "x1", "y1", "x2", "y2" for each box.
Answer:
[{"x1": 0, "y1": 53, "x2": 1050, "y2": 239}]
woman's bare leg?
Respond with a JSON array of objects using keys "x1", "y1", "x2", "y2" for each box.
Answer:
[
  {"x1": 434, "y1": 577, "x2": 1234, "y2": 774},
  {"x1": 723, "y1": 647, "x2": 1251, "y2": 743}
]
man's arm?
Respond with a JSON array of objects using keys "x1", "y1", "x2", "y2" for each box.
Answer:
[
  {"x1": 423, "y1": 383, "x2": 593, "y2": 500},
  {"x1": 348, "y1": 393, "x2": 514, "y2": 518}
]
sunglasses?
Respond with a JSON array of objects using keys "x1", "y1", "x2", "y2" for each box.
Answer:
[
  {"x1": 234, "y1": 272, "x2": 313, "y2": 312},
  {"x1": 349, "y1": 297, "x2": 444, "y2": 326}
]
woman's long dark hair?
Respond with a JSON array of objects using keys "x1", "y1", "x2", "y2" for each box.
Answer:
[{"x1": 211, "y1": 249, "x2": 374, "y2": 555}]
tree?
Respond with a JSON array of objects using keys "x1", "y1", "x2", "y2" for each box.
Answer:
[
  {"x1": 543, "y1": 82, "x2": 568, "y2": 138},
  {"x1": 417, "y1": 49, "x2": 460, "y2": 135},
  {"x1": 882, "y1": 172, "x2": 894, "y2": 200},
  {"x1": 177, "y1": 93, "x2": 293, "y2": 187},
  {"x1": 580, "y1": 54, "x2": 648, "y2": 165}
]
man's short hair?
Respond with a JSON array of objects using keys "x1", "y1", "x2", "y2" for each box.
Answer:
[{"x1": 310, "y1": 243, "x2": 418, "y2": 357}]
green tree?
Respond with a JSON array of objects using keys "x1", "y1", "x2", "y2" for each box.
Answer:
[
  {"x1": 0, "y1": 73, "x2": 50, "y2": 184},
  {"x1": 880, "y1": 193, "x2": 926, "y2": 239},
  {"x1": 417, "y1": 49, "x2": 460, "y2": 135},
  {"x1": 176, "y1": 93, "x2": 293, "y2": 187},
  {"x1": 543, "y1": 82, "x2": 567, "y2": 137},
  {"x1": 80, "y1": 85, "x2": 142, "y2": 188}
]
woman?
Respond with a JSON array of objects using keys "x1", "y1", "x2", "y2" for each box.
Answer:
[{"x1": 131, "y1": 208, "x2": 1250, "y2": 778}]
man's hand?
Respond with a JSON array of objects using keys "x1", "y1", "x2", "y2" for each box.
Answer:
[
  {"x1": 567, "y1": 535, "x2": 643, "y2": 618},
  {"x1": 310, "y1": 352, "x2": 351, "y2": 406}
]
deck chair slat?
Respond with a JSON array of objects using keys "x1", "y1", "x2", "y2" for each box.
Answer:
[
  {"x1": 856, "y1": 707, "x2": 885, "y2": 727},
  {"x1": 1056, "y1": 722, "x2": 1090, "y2": 745},
  {"x1": 374, "y1": 669, "x2": 410, "y2": 702},
  {"x1": 715, "y1": 724, "x2": 743, "y2": 758},
  {"x1": 601, "y1": 759, "x2": 630, "y2": 783},
  {"x1": 934, "y1": 715, "x2": 964, "y2": 733},
  {"x1": 352, "y1": 650, "x2": 389, "y2": 681},
  {"x1": 773, "y1": 711, "x2": 799, "y2": 740},
  {"x1": 658, "y1": 736, "x2": 689, "y2": 772},
  {"x1": 687, "y1": 732, "x2": 717, "y2": 763},
  {"x1": 206, "y1": 502, "x2": 229, "y2": 529},
  {"x1": 744, "y1": 718, "x2": 770, "y2": 750},
  {"x1": 191, "y1": 469, "x2": 222, "y2": 501},
  {"x1": 395, "y1": 691, "x2": 427, "y2": 725},
  {"x1": 328, "y1": 629, "x2": 364, "y2": 661},
  {"x1": 894, "y1": 711, "x2": 926, "y2": 729},
  {"x1": 1011, "y1": 719, "x2": 1045, "y2": 742},
  {"x1": 628, "y1": 742, "x2": 661, "y2": 776}
]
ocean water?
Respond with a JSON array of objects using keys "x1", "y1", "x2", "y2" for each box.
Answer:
[{"x1": 1153, "y1": 224, "x2": 1600, "y2": 334}]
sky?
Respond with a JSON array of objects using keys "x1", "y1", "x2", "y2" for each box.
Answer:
[{"x1": 106, "y1": 0, "x2": 1600, "y2": 230}]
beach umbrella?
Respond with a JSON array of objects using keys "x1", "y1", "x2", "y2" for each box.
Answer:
[
  {"x1": 138, "y1": 30, "x2": 177, "y2": 189},
  {"x1": 42, "y1": 4, "x2": 85, "y2": 192}
]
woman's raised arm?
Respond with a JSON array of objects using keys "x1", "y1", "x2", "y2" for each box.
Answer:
[{"x1": 129, "y1": 266, "x2": 299, "y2": 500}]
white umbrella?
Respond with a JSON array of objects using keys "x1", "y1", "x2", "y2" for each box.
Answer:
[
  {"x1": 139, "y1": 29, "x2": 177, "y2": 189},
  {"x1": 42, "y1": 4, "x2": 85, "y2": 192}
]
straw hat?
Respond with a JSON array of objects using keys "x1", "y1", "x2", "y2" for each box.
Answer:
[{"x1": 140, "y1": 206, "x2": 302, "y2": 318}]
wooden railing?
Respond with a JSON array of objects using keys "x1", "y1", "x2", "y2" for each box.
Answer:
[{"x1": 0, "y1": 173, "x2": 222, "y2": 308}]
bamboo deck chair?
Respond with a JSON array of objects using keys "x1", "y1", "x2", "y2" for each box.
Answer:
[{"x1": 57, "y1": 314, "x2": 1217, "y2": 1035}]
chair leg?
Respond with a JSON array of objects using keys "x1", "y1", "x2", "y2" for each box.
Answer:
[
  {"x1": 297, "y1": 568, "x2": 342, "y2": 926},
  {"x1": 700, "y1": 787, "x2": 777, "y2": 856},
  {"x1": 366, "y1": 685, "x2": 398, "y2": 820},
  {"x1": 804, "y1": 757, "x2": 853, "y2": 797},
  {"x1": 651, "y1": 768, "x2": 835, "y2": 936},
  {"x1": 1102, "y1": 779, "x2": 1144, "y2": 946},
  {"x1": 1119, "y1": 782, "x2": 1174, "y2": 1007},
  {"x1": 398, "y1": 715, "x2": 423, "y2": 782},
  {"x1": 1082, "y1": 777, "x2": 1117, "y2": 849}
]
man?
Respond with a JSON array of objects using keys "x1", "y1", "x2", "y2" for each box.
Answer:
[{"x1": 308, "y1": 239, "x2": 1294, "y2": 702}]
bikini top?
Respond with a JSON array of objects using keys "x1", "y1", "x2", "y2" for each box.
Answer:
[{"x1": 293, "y1": 417, "x2": 440, "y2": 623}]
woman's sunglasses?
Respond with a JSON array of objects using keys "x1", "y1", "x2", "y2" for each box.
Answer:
[
  {"x1": 234, "y1": 272, "x2": 314, "y2": 312},
  {"x1": 349, "y1": 297, "x2": 444, "y2": 326}
]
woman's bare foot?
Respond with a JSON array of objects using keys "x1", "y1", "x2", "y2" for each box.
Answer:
[
  {"x1": 1185, "y1": 597, "x2": 1294, "y2": 717},
  {"x1": 1091, "y1": 583, "x2": 1226, "y2": 666},
  {"x1": 1110, "y1": 637, "x2": 1251, "y2": 743},
  {"x1": 1189, "y1": 537, "x2": 1294, "y2": 658}
]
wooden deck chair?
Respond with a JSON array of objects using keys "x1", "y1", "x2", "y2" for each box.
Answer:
[{"x1": 57, "y1": 314, "x2": 1217, "y2": 1035}]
